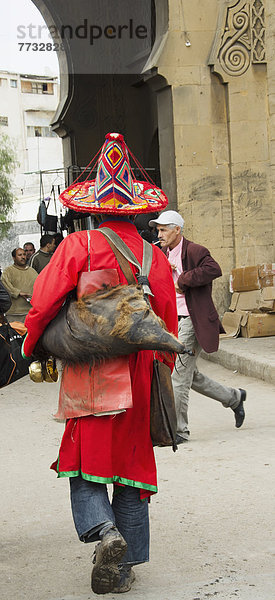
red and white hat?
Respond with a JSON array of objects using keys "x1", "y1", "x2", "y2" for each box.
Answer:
[{"x1": 59, "y1": 132, "x2": 168, "y2": 215}]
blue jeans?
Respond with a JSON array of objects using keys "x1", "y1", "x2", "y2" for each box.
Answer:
[{"x1": 70, "y1": 476, "x2": 149, "y2": 566}]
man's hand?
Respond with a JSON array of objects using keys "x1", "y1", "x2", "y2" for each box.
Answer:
[{"x1": 175, "y1": 282, "x2": 182, "y2": 294}]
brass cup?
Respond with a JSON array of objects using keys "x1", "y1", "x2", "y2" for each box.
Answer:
[
  {"x1": 43, "y1": 358, "x2": 59, "y2": 383},
  {"x1": 29, "y1": 361, "x2": 44, "y2": 383}
]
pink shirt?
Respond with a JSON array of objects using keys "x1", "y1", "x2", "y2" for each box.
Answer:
[{"x1": 167, "y1": 238, "x2": 189, "y2": 316}]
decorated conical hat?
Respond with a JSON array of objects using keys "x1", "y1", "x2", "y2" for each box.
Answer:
[{"x1": 59, "y1": 132, "x2": 168, "y2": 215}]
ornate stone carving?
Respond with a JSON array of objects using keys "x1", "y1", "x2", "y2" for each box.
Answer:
[
  {"x1": 251, "y1": 0, "x2": 265, "y2": 62},
  {"x1": 208, "y1": 0, "x2": 266, "y2": 82},
  {"x1": 219, "y1": 1, "x2": 251, "y2": 76}
]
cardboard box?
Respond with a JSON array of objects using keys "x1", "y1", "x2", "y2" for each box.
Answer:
[
  {"x1": 229, "y1": 290, "x2": 261, "y2": 312},
  {"x1": 258, "y1": 263, "x2": 275, "y2": 288},
  {"x1": 231, "y1": 266, "x2": 260, "y2": 292},
  {"x1": 220, "y1": 311, "x2": 243, "y2": 338},
  {"x1": 240, "y1": 312, "x2": 275, "y2": 338},
  {"x1": 258, "y1": 287, "x2": 275, "y2": 312}
]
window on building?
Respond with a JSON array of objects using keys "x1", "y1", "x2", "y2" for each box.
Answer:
[
  {"x1": 27, "y1": 125, "x2": 56, "y2": 137},
  {"x1": 0, "y1": 116, "x2": 8, "y2": 126},
  {"x1": 21, "y1": 79, "x2": 54, "y2": 94},
  {"x1": 31, "y1": 82, "x2": 43, "y2": 94},
  {"x1": 30, "y1": 81, "x2": 53, "y2": 94},
  {"x1": 34, "y1": 126, "x2": 42, "y2": 137},
  {"x1": 10, "y1": 79, "x2": 17, "y2": 88}
]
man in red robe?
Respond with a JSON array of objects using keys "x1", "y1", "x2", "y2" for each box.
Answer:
[{"x1": 22, "y1": 133, "x2": 178, "y2": 595}]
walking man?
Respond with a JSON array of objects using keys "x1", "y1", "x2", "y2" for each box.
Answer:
[
  {"x1": 149, "y1": 210, "x2": 246, "y2": 444},
  {"x1": 22, "y1": 133, "x2": 178, "y2": 594}
]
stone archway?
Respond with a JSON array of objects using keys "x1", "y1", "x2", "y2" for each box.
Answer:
[{"x1": 31, "y1": 0, "x2": 176, "y2": 203}]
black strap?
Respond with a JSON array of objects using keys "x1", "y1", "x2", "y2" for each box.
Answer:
[{"x1": 137, "y1": 275, "x2": 150, "y2": 287}]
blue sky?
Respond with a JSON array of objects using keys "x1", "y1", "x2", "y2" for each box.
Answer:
[{"x1": 0, "y1": 0, "x2": 59, "y2": 76}]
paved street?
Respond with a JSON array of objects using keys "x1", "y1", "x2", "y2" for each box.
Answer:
[{"x1": 1, "y1": 357, "x2": 274, "y2": 600}]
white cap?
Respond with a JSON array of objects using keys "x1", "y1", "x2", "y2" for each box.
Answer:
[{"x1": 149, "y1": 210, "x2": 184, "y2": 228}]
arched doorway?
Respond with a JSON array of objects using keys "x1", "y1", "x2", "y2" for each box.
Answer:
[{"x1": 31, "y1": 0, "x2": 176, "y2": 205}]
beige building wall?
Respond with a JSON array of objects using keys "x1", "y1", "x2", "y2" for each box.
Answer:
[
  {"x1": 154, "y1": 0, "x2": 273, "y2": 314},
  {"x1": 266, "y1": 0, "x2": 275, "y2": 261}
]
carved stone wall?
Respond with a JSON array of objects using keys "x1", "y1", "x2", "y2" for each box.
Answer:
[
  {"x1": 265, "y1": 0, "x2": 275, "y2": 254},
  {"x1": 155, "y1": 0, "x2": 272, "y2": 314},
  {"x1": 252, "y1": 0, "x2": 266, "y2": 62},
  {"x1": 208, "y1": 0, "x2": 266, "y2": 81}
]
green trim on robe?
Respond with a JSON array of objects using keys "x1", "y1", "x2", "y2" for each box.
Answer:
[{"x1": 56, "y1": 467, "x2": 158, "y2": 493}]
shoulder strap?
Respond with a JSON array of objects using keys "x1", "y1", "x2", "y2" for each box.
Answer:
[
  {"x1": 87, "y1": 230, "x2": 91, "y2": 272},
  {"x1": 98, "y1": 227, "x2": 154, "y2": 297},
  {"x1": 88, "y1": 229, "x2": 133, "y2": 279},
  {"x1": 102, "y1": 237, "x2": 136, "y2": 285},
  {"x1": 99, "y1": 227, "x2": 142, "y2": 271}
]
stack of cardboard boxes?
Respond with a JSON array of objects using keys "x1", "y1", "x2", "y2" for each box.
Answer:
[{"x1": 222, "y1": 264, "x2": 275, "y2": 338}]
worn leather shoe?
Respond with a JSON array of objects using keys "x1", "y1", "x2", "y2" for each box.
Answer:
[
  {"x1": 91, "y1": 527, "x2": 127, "y2": 594},
  {"x1": 233, "y1": 389, "x2": 246, "y2": 428}
]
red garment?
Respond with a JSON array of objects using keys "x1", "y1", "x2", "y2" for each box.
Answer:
[
  {"x1": 55, "y1": 358, "x2": 133, "y2": 420},
  {"x1": 24, "y1": 221, "x2": 178, "y2": 497}
]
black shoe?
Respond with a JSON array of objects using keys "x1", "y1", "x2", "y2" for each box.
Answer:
[
  {"x1": 175, "y1": 434, "x2": 189, "y2": 445},
  {"x1": 233, "y1": 389, "x2": 246, "y2": 428},
  {"x1": 91, "y1": 527, "x2": 127, "y2": 594}
]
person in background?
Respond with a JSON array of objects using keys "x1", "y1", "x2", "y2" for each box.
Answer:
[
  {"x1": 149, "y1": 210, "x2": 246, "y2": 444},
  {"x1": 23, "y1": 242, "x2": 36, "y2": 264},
  {"x1": 134, "y1": 213, "x2": 160, "y2": 245},
  {"x1": 52, "y1": 232, "x2": 64, "y2": 249},
  {"x1": 1, "y1": 248, "x2": 37, "y2": 323},
  {"x1": 29, "y1": 234, "x2": 56, "y2": 274}
]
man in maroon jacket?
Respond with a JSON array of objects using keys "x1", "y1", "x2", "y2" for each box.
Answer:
[{"x1": 149, "y1": 210, "x2": 246, "y2": 444}]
